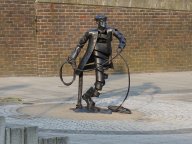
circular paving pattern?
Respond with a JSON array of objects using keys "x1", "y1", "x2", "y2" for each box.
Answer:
[{"x1": 1, "y1": 93, "x2": 192, "y2": 135}]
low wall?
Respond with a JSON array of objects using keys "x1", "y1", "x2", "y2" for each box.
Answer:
[
  {"x1": 0, "y1": 117, "x2": 68, "y2": 144},
  {"x1": 36, "y1": 0, "x2": 192, "y2": 11}
]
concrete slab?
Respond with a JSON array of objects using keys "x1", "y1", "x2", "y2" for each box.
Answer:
[{"x1": 0, "y1": 71, "x2": 192, "y2": 144}]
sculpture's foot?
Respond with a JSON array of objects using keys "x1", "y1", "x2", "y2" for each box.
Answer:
[
  {"x1": 82, "y1": 87, "x2": 96, "y2": 110},
  {"x1": 76, "y1": 103, "x2": 83, "y2": 109},
  {"x1": 87, "y1": 100, "x2": 95, "y2": 111},
  {"x1": 72, "y1": 106, "x2": 112, "y2": 114},
  {"x1": 82, "y1": 94, "x2": 89, "y2": 105},
  {"x1": 82, "y1": 95, "x2": 95, "y2": 111},
  {"x1": 108, "y1": 105, "x2": 132, "y2": 114}
]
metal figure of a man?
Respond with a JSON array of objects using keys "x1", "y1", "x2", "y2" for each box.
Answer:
[{"x1": 68, "y1": 15, "x2": 126, "y2": 111}]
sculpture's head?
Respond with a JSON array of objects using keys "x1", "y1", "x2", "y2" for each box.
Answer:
[{"x1": 95, "y1": 15, "x2": 107, "y2": 30}]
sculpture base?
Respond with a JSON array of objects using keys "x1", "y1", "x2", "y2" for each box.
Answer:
[
  {"x1": 108, "y1": 105, "x2": 132, "y2": 114},
  {"x1": 72, "y1": 106, "x2": 112, "y2": 114}
]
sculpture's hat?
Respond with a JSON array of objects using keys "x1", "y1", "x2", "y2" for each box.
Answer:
[{"x1": 95, "y1": 15, "x2": 107, "y2": 22}]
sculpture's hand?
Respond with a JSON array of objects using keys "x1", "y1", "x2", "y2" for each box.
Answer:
[
  {"x1": 67, "y1": 57, "x2": 76, "y2": 69},
  {"x1": 116, "y1": 48, "x2": 123, "y2": 54}
]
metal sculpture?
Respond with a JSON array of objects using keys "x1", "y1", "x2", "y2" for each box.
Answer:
[{"x1": 60, "y1": 15, "x2": 131, "y2": 114}]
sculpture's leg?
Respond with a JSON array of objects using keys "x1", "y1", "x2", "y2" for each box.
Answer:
[
  {"x1": 93, "y1": 57, "x2": 105, "y2": 97},
  {"x1": 81, "y1": 57, "x2": 107, "y2": 111},
  {"x1": 82, "y1": 58, "x2": 105, "y2": 111},
  {"x1": 76, "y1": 72, "x2": 83, "y2": 109},
  {"x1": 82, "y1": 87, "x2": 95, "y2": 110}
]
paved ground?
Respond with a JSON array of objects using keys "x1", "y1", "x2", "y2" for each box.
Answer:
[{"x1": 0, "y1": 71, "x2": 192, "y2": 144}]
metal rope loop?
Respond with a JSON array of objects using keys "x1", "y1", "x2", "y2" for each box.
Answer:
[{"x1": 59, "y1": 61, "x2": 76, "y2": 86}]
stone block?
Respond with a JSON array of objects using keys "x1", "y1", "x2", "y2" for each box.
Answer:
[
  {"x1": 57, "y1": 137, "x2": 68, "y2": 144},
  {"x1": 38, "y1": 137, "x2": 57, "y2": 144},
  {"x1": 0, "y1": 116, "x2": 5, "y2": 144},
  {"x1": 38, "y1": 137, "x2": 43, "y2": 144},
  {"x1": 5, "y1": 128, "x2": 10, "y2": 144},
  {"x1": 7, "y1": 126, "x2": 25, "y2": 144},
  {"x1": 24, "y1": 126, "x2": 38, "y2": 144}
]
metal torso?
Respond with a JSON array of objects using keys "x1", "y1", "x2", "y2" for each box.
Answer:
[{"x1": 76, "y1": 28, "x2": 113, "y2": 75}]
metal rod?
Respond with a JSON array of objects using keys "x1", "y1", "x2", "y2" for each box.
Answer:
[{"x1": 76, "y1": 72, "x2": 83, "y2": 109}]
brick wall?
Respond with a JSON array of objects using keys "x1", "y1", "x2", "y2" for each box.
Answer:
[
  {"x1": 0, "y1": 0, "x2": 37, "y2": 76},
  {"x1": 0, "y1": 1, "x2": 192, "y2": 76},
  {"x1": 36, "y1": 3, "x2": 192, "y2": 75}
]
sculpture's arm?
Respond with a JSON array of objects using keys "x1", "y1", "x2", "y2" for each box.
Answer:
[
  {"x1": 112, "y1": 29, "x2": 126, "y2": 53},
  {"x1": 68, "y1": 31, "x2": 89, "y2": 60}
]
